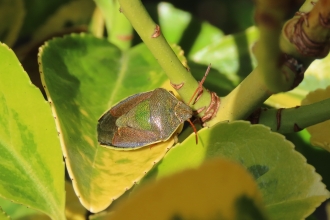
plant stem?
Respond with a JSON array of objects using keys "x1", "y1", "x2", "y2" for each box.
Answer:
[
  {"x1": 89, "y1": 7, "x2": 105, "y2": 38},
  {"x1": 95, "y1": 0, "x2": 133, "y2": 51},
  {"x1": 207, "y1": 66, "x2": 271, "y2": 126},
  {"x1": 117, "y1": 0, "x2": 211, "y2": 109},
  {"x1": 118, "y1": 0, "x2": 330, "y2": 133},
  {"x1": 254, "y1": 0, "x2": 295, "y2": 93},
  {"x1": 258, "y1": 98, "x2": 330, "y2": 133}
]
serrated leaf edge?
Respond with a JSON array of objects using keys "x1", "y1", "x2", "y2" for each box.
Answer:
[
  {"x1": 0, "y1": 205, "x2": 11, "y2": 219},
  {"x1": 37, "y1": 34, "x2": 91, "y2": 210},
  {"x1": 177, "y1": 120, "x2": 330, "y2": 218},
  {"x1": 37, "y1": 34, "x2": 175, "y2": 212}
]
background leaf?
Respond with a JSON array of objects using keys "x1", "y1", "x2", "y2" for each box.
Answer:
[
  {"x1": 31, "y1": 0, "x2": 95, "y2": 43},
  {"x1": 0, "y1": 43, "x2": 65, "y2": 219},
  {"x1": 65, "y1": 181, "x2": 87, "y2": 220},
  {"x1": 152, "y1": 3, "x2": 330, "y2": 110},
  {"x1": 89, "y1": 211, "x2": 112, "y2": 220},
  {"x1": 141, "y1": 121, "x2": 329, "y2": 219},
  {"x1": 266, "y1": 53, "x2": 330, "y2": 108},
  {"x1": 18, "y1": 0, "x2": 70, "y2": 41},
  {"x1": 156, "y1": 2, "x2": 224, "y2": 56},
  {"x1": 111, "y1": 159, "x2": 267, "y2": 220},
  {"x1": 149, "y1": 2, "x2": 237, "y2": 96},
  {"x1": 326, "y1": 201, "x2": 330, "y2": 219},
  {"x1": 301, "y1": 86, "x2": 330, "y2": 152},
  {"x1": 94, "y1": 0, "x2": 132, "y2": 50},
  {"x1": 0, "y1": 197, "x2": 48, "y2": 220},
  {"x1": 0, "y1": 206, "x2": 10, "y2": 220},
  {"x1": 39, "y1": 34, "x2": 178, "y2": 212},
  {"x1": 0, "y1": 182, "x2": 88, "y2": 220},
  {"x1": 0, "y1": 0, "x2": 24, "y2": 47},
  {"x1": 188, "y1": 26, "x2": 258, "y2": 85}
]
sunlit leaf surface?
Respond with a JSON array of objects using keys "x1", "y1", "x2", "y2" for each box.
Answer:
[
  {"x1": 302, "y1": 86, "x2": 330, "y2": 152},
  {"x1": 39, "y1": 34, "x2": 176, "y2": 212},
  {"x1": 141, "y1": 121, "x2": 329, "y2": 219},
  {"x1": 111, "y1": 159, "x2": 267, "y2": 220},
  {"x1": 0, "y1": 43, "x2": 65, "y2": 219},
  {"x1": 0, "y1": 0, "x2": 24, "y2": 46}
]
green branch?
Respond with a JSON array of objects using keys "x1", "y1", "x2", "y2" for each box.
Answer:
[
  {"x1": 117, "y1": 0, "x2": 211, "y2": 111},
  {"x1": 117, "y1": 0, "x2": 330, "y2": 134},
  {"x1": 258, "y1": 97, "x2": 330, "y2": 133},
  {"x1": 89, "y1": 7, "x2": 105, "y2": 38},
  {"x1": 208, "y1": 67, "x2": 271, "y2": 126},
  {"x1": 95, "y1": 0, "x2": 133, "y2": 51}
]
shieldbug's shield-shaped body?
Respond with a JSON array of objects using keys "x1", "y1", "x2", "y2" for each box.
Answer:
[{"x1": 97, "y1": 88, "x2": 192, "y2": 149}]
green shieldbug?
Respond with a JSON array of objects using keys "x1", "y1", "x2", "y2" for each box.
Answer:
[
  {"x1": 97, "y1": 88, "x2": 196, "y2": 149},
  {"x1": 97, "y1": 64, "x2": 212, "y2": 150}
]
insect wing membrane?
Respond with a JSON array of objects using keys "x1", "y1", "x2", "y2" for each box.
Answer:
[
  {"x1": 112, "y1": 127, "x2": 161, "y2": 148},
  {"x1": 97, "y1": 91, "x2": 154, "y2": 147},
  {"x1": 110, "y1": 91, "x2": 153, "y2": 117}
]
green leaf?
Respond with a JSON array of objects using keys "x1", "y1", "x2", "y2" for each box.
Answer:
[
  {"x1": 0, "y1": 182, "x2": 88, "y2": 220},
  {"x1": 111, "y1": 159, "x2": 267, "y2": 220},
  {"x1": 0, "y1": 43, "x2": 65, "y2": 219},
  {"x1": 156, "y1": 2, "x2": 224, "y2": 56},
  {"x1": 0, "y1": 197, "x2": 48, "y2": 220},
  {"x1": 89, "y1": 212, "x2": 112, "y2": 220},
  {"x1": 301, "y1": 86, "x2": 330, "y2": 152},
  {"x1": 94, "y1": 0, "x2": 133, "y2": 50},
  {"x1": 266, "y1": 51, "x2": 330, "y2": 108},
  {"x1": 0, "y1": 206, "x2": 10, "y2": 220},
  {"x1": 18, "y1": 0, "x2": 70, "y2": 40},
  {"x1": 31, "y1": 0, "x2": 95, "y2": 44},
  {"x1": 65, "y1": 181, "x2": 87, "y2": 220},
  {"x1": 141, "y1": 121, "x2": 329, "y2": 219},
  {"x1": 189, "y1": 26, "x2": 258, "y2": 85},
  {"x1": 154, "y1": 2, "x2": 330, "y2": 109},
  {"x1": 285, "y1": 130, "x2": 330, "y2": 196},
  {"x1": 39, "y1": 34, "x2": 174, "y2": 212},
  {"x1": 157, "y1": 3, "x2": 330, "y2": 109},
  {"x1": 0, "y1": 0, "x2": 24, "y2": 47},
  {"x1": 146, "y1": 2, "x2": 254, "y2": 97}
]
